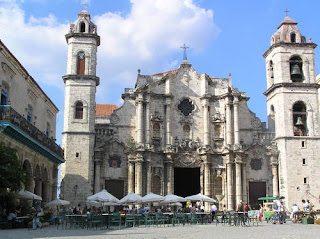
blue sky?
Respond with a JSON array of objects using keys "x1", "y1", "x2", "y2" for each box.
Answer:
[{"x1": 0, "y1": 0, "x2": 320, "y2": 146}]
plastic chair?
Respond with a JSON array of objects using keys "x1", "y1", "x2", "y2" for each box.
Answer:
[
  {"x1": 108, "y1": 212, "x2": 122, "y2": 229},
  {"x1": 87, "y1": 214, "x2": 103, "y2": 230},
  {"x1": 125, "y1": 214, "x2": 136, "y2": 227}
]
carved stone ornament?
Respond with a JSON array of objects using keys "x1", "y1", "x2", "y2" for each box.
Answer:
[
  {"x1": 150, "y1": 111, "x2": 163, "y2": 122},
  {"x1": 252, "y1": 117, "x2": 261, "y2": 128},
  {"x1": 179, "y1": 154, "x2": 196, "y2": 167},
  {"x1": 110, "y1": 114, "x2": 120, "y2": 124},
  {"x1": 250, "y1": 158, "x2": 262, "y2": 170}
]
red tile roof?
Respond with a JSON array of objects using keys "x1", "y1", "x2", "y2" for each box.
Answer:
[{"x1": 96, "y1": 104, "x2": 118, "y2": 116}]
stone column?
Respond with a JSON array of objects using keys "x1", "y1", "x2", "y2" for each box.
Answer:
[
  {"x1": 202, "y1": 99, "x2": 210, "y2": 146},
  {"x1": 235, "y1": 156, "x2": 242, "y2": 205},
  {"x1": 128, "y1": 161, "x2": 135, "y2": 193},
  {"x1": 94, "y1": 161, "x2": 101, "y2": 193},
  {"x1": 198, "y1": 163, "x2": 203, "y2": 194},
  {"x1": 204, "y1": 161, "x2": 211, "y2": 211},
  {"x1": 52, "y1": 183, "x2": 57, "y2": 200},
  {"x1": 135, "y1": 155, "x2": 143, "y2": 195},
  {"x1": 165, "y1": 157, "x2": 174, "y2": 194},
  {"x1": 242, "y1": 163, "x2": 248, "y2": 203},
  {"x1": 233, "y1": 97, "x2": 240, "y2": 146},
  {"x1": 225, "y1": 98, "x2": 233, "y2": 146},
  {"x1": 226, "y1": 162, "x2": 234, "y2": 210},
  {"x1": 146, "y1": 160, "x2": 152, "y2": 193},
  {"x1": 165, "y1": 99, "x2": 172, "y2": 147},
  {"x1": 35, "y1": 179, "x2": 42, "y2": 197},
  {"x1": 136, "y1": 93, "x2": 144, "y2": 146},
  {"x1": 145, "y1": 99, "x2": 151, "y2": 146},
  {"x1": 271, "y1": 155, "x2": 279, "y2": 197}
]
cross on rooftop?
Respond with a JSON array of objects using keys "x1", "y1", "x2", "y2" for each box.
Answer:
[
  {"x1": 81, "y1": 0, "x2": 89, "y2": 9},
  {"x1": 284, "y1": 9, "x2": 290, "y2": 16},
  {"x1": 180, "y1": 43, "x2": 189, "y2": 61}
]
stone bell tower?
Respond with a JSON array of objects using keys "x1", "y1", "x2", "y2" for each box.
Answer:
[
  {"x1": 61, "y1": 9, "x2": 100, "y2": 204},
  {"x1": 263, "y1": 16, "x2": 320, "y2": 208}
]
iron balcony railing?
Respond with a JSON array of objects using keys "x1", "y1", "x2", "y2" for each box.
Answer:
[{"x1": 0, "y1": 105, "x2": 64, "y2": 158}]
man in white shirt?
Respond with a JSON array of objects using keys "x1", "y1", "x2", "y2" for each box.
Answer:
[{"x1": 211, "y1": 204, "x2": 218, "y2": 222}]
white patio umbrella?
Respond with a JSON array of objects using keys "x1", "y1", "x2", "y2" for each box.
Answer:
[
  {"x1": 170, "y1": 202, "x2": 183, "y2": 207},
  {"x1": 185, "y1": 193, "x2": 217, "y2": 203},
  {"x1": 141, "y1": 193, "x2": 165, "y2": 203},
  {"x1": 162, "y1": 194, "x2": 187, "y2": 204},
  {"x1": 18, "y1": 189, "x2": 42, "y2": 201},
  {"x1": 87, "y1": 189, "x2": 120, "y2": 203},
  {"x1": 86, "y1": 200, "x2": 102, "y2": 207},
  {"x1": 119, "y1": 192, "x2": 143, "y2": 204},
  {"x1": 45, "y1": 198, "x2": 70, "y2": 207}
]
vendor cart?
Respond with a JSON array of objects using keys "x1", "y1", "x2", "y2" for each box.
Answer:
[{"x1": 258, "y1": 196, "x2": 285, "y2": 222}]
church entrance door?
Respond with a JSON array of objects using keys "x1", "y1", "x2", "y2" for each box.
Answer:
[
  {"x1": 174, "y1": 167, "x2": 200, "y2": 197},
  {"x1": 249, "y1": 181, "x2": 266, "y2": 209}
]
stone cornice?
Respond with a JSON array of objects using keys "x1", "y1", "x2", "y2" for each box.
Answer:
[
  {"x1": 264, "y1": 82, "x2": 320, "y2": 96},
  {"x1": 62, "y1": 74, "x2": 100, "y2": 86},
  {"x1": 263, "y1": 42, "x2": 317, "y2": 58},
  {"x1": 65, "y1": 33, "x2": 100, "y2": 46}
]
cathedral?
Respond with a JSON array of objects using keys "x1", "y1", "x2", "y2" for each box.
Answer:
[{"x1": 61, "y1": 10, "x2": 320, "y2": 211}]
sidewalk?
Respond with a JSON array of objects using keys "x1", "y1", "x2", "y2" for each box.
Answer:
[{"x1": 0, "y1": 221, "x2": 318, "y2": 239}]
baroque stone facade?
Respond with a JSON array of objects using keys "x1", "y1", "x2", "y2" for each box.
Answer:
[{"x1": 61, "y1": 11, "x2": 320, "y2": 210}]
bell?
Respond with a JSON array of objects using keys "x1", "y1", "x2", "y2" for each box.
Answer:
[
  {"x1": 295, "y1": 116, "x2": 304, "y2": 126},
  {"x1": 291, "y1": 64, "x2": 302, "y2": 77}
]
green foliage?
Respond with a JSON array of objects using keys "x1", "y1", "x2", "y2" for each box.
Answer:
[
  {"x1": 0, "y1": 142, "x2": 26, "y2": 192},
  {"x1": 125, "y1": 138, "x2": 136, "y2": 150}
]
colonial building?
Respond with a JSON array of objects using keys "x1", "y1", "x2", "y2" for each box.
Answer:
[
  {"x1": 61, "y1": 10, "x2": 319, "y2": 210},
  {"x1": 0, "y1": 40, "x2": 64, "y2": 203}
]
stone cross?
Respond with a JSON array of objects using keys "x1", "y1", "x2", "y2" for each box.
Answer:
[{"x1": 180, "y1": 43, "x2": 189, "y2": 61}]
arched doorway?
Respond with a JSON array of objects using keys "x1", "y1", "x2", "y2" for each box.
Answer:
[
  {"x1": 174, "y1": 167, "x2": 200, "y2": 197},
  {"x1": 23, "y1": 160, "x2": 33, "y2": 192}
]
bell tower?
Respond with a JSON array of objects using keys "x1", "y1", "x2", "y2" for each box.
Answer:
[
  {"x1": 61, "y1": 9, "x2": 100, "y2": 204},
  {"x1": 263, "y1": 16, "x2": 320, "y2": 208}
]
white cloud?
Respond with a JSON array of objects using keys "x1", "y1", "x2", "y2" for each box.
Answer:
[
  {"x1": 94, "y1": 0, "x2": 220, "y2": 102},
  {"x1": 0, "y1": 1, "x2": 68, "y2": 89},
  {"x1": 0, "y1": 0, "x2": 219, "y2": 103}
]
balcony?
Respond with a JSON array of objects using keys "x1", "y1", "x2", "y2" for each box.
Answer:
[{"x1": 0, "y1": 105, "x2": 64, "y2": 163}]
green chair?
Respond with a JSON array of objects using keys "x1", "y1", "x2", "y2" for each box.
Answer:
[
  {"x1": 87, "y1": 214, "x2": 103, "y2": 230},
  {"x1": 108, "y1": 212, "x2": 122, "y2": 229},
  {"x1": 172, "y1": 213, "x2": 186, "y2": 226},
  {"x1": 125, "y1": 214, "x2": 136, "y2": 227},
  {"x1": 143, "y1": 213, "x2": 155, "y2": 227},
  {"x1": 154, "y1": 213, "x2": 166, "y2": 227}
]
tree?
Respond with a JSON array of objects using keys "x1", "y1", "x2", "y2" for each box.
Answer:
[{"x1": 0, "y1": 142, "x2": 27, "y2": 214}]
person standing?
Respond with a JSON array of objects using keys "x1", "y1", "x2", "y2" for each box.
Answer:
[
  {"x1": 272, "y1": 196, "x2": 282, "y2": 224},
  {"x1": 211, "y1": 204, "x2": 217, "y2": 222}
]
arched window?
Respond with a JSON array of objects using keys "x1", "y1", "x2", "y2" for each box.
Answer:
[
  {"x1": 153, "y1": 123, "x2": 160, "y2": 139},
  {"x1": 80, "y1": 22, "x2": 86, "y2": 33},
  {"x1": 290, "y1": 56, "x2": 303, "y2": 82},
  {"x1": 269, "y1": 60, "x2": 274, "y2": 79},
  {"x1": 291, "y1": 33, "x2": 296, "y2": 43},
  {"x1": 75, "y1": 101, "x2": 84, "y2": 119},
  {"x1": 293, "y1": 102, "x2": 307, "y2": 136},
  {"x1": 183, "y1": 124, "x2": 190, "y2": 139},
  {"x1": 268, "y1": 105, "x2": 275, "y2": 130},
  {"x1": 77, "y1": 51, "x2": 85, "y2": 75},
  {"x1": 27, "y1": 104, "x2": 33, "y2": 123},
  {"x1": 214, "y1": 177, "x2": 222, "y2": 195},
  {"x1": 1, "y1": 83, "x2": 9, "y2": 105},
  {"x1": 46, "y1": 122, "x2": 50, "y2": 137}
]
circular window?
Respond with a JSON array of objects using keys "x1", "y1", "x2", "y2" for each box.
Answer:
[{"x1": 178, "y1": 98, "x2": 194, "y2": 116}]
